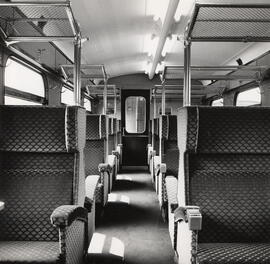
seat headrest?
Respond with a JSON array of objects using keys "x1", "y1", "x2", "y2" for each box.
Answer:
[
  {"x1": 178, "y1": 106, "x2": 270, "y2": 153},
  {"x1": 86, "y1": 114, "x2": 107, "y2": 140},
  {"x1": 0, "y1": 106, "x2": 86, "y2": 153},
  {"x1": 160, "y1": 115, "x2": 177, "y2": 140}
]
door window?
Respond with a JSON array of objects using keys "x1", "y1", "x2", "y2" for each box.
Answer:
[{"x1": 125, "y1": 96, "x2": 146, "y2": 133}]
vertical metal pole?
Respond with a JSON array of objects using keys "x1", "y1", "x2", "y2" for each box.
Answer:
[
  {"x1": 153, "y1": 89, "x2": 157, "y2": 119},
  {"x1": 114, "y1": 86, "x2": 117, "y2": 118},
  {"x1": 103, "y1": 80, "x2": 108, "y2": 115},
  {"x1": 74, "y1": 37, "x2": 81, "y2": 106},
  {"x1": 161, "y1": 81, "x2": 166, "y2": 115},
  {"x1": 183, "y1": 40, "x2": 191, "y2": 106}
]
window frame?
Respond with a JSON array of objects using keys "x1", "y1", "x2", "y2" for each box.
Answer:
[{"x1": 4, "y1": 56, "x2": 46, "y2": 105}]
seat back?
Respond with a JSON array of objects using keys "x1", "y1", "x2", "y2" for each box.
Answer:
[
  {"x1": 108, "y1": 118, "x2": 114, "y2": 154},
  {"x1": 178, "y1": 107, "x2": 270, "y2": 243},
  {"x1": 153, "y1": 118, "x2": 159, "y2": 155},
  {"x1": 117, "y1": 119, "x2": 122, "y2": 145},
  {"x1": 160, "y1": 115, "x2": 178, "y2": 177},
  {"x1": 0, "y1": 106, "x2": 86, "y2": 241},
  {"x1": 149, "y1": 119, "x2": 152, "y2": 144},
  {"x1": 85, "y1": 114, "x2": 107, "y2": 176}
]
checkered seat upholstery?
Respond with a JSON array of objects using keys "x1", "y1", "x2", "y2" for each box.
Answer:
[
  {"x1": 150, "y1": 118, "x2": 160, "y2": 184},
  {"x1": 0, "y1": 106, "x2": 88, "y2": 264},
  {"x1": 175, "y1": 107, "x2": 270, "y2": 264},
  {"x1": 115, "y1": 119, "x2": 122, "y2": 172},
  {"x1": 85, "y1": 114, "x2": 109, "y2": 207}
]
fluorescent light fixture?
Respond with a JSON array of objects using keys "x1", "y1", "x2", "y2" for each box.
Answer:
[
  {"x1": 174, "y1": 2, "x2": 182, "y2": 22},
  {"x1": 161, "y1": 34, "x2": 177, "y2": 57}
]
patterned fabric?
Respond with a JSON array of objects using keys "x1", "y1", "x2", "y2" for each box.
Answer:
[
  {"x1": 189, "y1": 170, "x2": 270, "y2": 243},
  {"x1": 99, "y1": 115, "x2": 107, "y2": 139},
  {"x1": 65, "y1": 106, "x2": 86, "y2": 153},
  {"x1": 0, "y1": 241, "x2": 60, "y2": 264},
  {"x1": 198, "y1": 243, "x2": 270, "y2": 264},
  {"x1": 84, "y1": 140, "x2": 104, "y2": 175},
  {"x1": 0, "y1": 107, "x2": 66, "y2": 152},
  {"x1": 0, "y1": 169, "x2": 73, "y2": 241},
  {"x1": 160, "y1": 115, "x2": 169, "y2": 139},
  {"x1": 65, "y1": 220, "x2": 86, "y2": 264},
  {"x1": 86, "y1": 115, "x2": 100, "y2": 140},
  {"x1": 168, "y1": 115, "x2": 177, "y2": 141},
  {"x1": 177, "y1": 107, "x2": 270, "y2": 263},
  {"x1": 0, "y1": 106, "x2": 85, "y2": 153},
  {"x1": 189, "y1": 154, "x2": 270, "y2": 171},
  {"x1": 0, "y1": 106, "x2": 87, "y2": 264},
  {"x1": 51, "y1": 205, "x2": 87, "y2": 227},
  {"x1": 177, "y1": 107, "x2": 198, "y2": 153},
  {"x1": 198, "y1": 107, "x2": 270, "y2": 153},
  {"x1": 165, "y1": 176, "x2": 178, "y2": 209},
  {"x1": 178, "y1": 107, "x2": 270, "y2": 154}
]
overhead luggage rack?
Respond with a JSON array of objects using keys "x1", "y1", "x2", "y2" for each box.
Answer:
[
  {"x1": 60, "y1": 64, "x2": 107, "y2": 82},
  {"x1": 0, "y1": 1, "x2": 79, "y2": 42},
  {"x1": 186, "y1": 0, "x2": 270, "y2": 42},
  {"x1": 161, "y1": 65, "x2": 268, "y2": 82}
]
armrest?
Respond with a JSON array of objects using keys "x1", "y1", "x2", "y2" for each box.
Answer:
[
  {"x1": 85, "y1": 175, "x2": 100, "y2": 212},
  {"x1": 108, "y1": 155, "x2": 116, "y2": 167},
  {"x1": 174, "y1": 206, "x2": 202, "y2": 231},
  {"x1": 165, "y1": 176, "x2": 178, "y2": 213},
  {"x1": 51, "y1": 205, "x2": 88, "y2": 227},
  {"x1": 150, "y1": 150, "x2": 156, "y2": 158},
  {"x1": 0, "y1": 201, "x2": 4, "y2": 211},
  {"x1": 159, "y1": 163, "x2": 166, "y2": 173},
  {"x1": 112, "y1": 150, "x2": 120, "y2": 159},
  {"x1": 98, "y1": 163, "x2": 111, "y2": 173}
]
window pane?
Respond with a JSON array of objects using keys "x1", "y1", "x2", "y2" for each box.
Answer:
[
  {"x1": 5, "y1": 58, "x2": 44, "y2": 97},
  {"x1": 61, "y1": 86, "x2": 74, "y2": 105},
  {"x1": 125, "y1": 96, "x2": 146, "y2": 133},
  {"x1": 84, "y1": 98, "x2": 91, "y2": 111},
  {"x1": 212, "y1": 98, "x2": 223, "y2": 106},
  {"x1": 236, "y1": 88, "x2": 261, "y2": 106},
  {"x1": 5, "y1": 96, "x2": 41, "y2": 105}
]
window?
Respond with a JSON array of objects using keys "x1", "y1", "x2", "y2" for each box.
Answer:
[
  {"x1": 61, "y1": 86, "x2": 74, "y2": 105},
  {"x1": 236, "y1": 87, "x2": 261, "y2": 106},
  {"x1": 125, "y1": 96, "x2": 146, "y2": 133},
  {"x1": 211, "y1": 98, "x2": 224, "y2": 106},
  {"x1": 84, "y1": 98, "x2": 91, "y2": 111},
  {"x1": 4, "y1": 57, "x2": 45, "y2": 105}
]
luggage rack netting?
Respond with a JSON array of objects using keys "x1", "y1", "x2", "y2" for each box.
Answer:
[
  {"x1": 187, "y1": 2, "x2": 270, "y2": 42},
  {"x1": 0, "y1": 2, "x2": 78, "y2": 40}
]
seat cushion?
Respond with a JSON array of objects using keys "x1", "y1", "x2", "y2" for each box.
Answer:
[
  {"x1": 198, "y1": 243, "x2": 270, "y2": 264},
  {"x1": 0, "y1": 241, "x2": 60, "y2": 264}
]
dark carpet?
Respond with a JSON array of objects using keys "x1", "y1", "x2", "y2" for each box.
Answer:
[{"x1": 96, "y1": 170, "x2": 175, "y2": 264}]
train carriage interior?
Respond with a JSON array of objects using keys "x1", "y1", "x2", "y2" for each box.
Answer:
[{"x1": 0, "y1": 0, "x2": 270, "y2": 263}]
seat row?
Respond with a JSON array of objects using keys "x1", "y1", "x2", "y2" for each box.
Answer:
[
  {"x1": 0, "y1": 106, "x2": 122, "y2": 264},
  {"x1": 148, "y1": 106, "x2": 270, "y2": 264}
]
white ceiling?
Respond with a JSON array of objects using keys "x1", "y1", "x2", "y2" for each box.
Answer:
[{"x1": 63, "y1": 0, "x2": 270, "y2": 80}]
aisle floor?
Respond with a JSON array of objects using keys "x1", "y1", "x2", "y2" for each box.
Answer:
[{"x1": 96, "y1": 170, "x2": 175, "y2": 264}]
